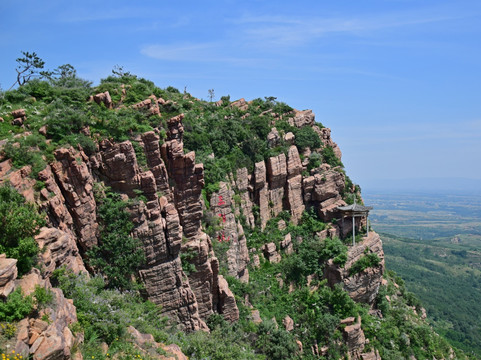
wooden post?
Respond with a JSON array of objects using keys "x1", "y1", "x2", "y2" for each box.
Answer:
[
  {"x1": 352, "y1": 215, "x2": 355, "y2": 246},
  {"x1": 366, "y1": 215, "x2": 369, "y2": 237}
]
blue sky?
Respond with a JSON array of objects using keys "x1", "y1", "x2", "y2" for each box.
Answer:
[{"x1": 1, "y1": 0, "x2": 480, "y2": 192}]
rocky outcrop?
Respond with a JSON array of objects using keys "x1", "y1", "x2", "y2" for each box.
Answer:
[
  {"x1": 262, "y1": 242, "x2": 281, "y2": 264},
  {"x1": 95, "y1": 137, "x2": 207, "y2": 331},
  {"x1": 0, "y1": 255, "x2": 17, "y2": 298},
  {"x1": 93, "y1": 91, "x2": 112, "y2": 109},
  {"x1": 267, "y1": 153, "x2": 287, "y2": 217},
  {"x1": 342, "y1": 316, "x2": 365, "y2": 358},
  {"x1": 303, "y1": 169, "x2": 346, "y2": 221},
  {"x1": 210, "y1": 182, "x2": 249, "y2": 282},
  {"x1": 35, "y1": 227, "x2": 86, "y2": 277},
  {"x1": 289, "y1": 109, "x2": 315, "y2": 128},
  {"x1": 1, "y1": 263, "x2": 83, "y2": 360},
  {"x1": 317, "y1": 127, "x2": 342, "y2": 160},
  {"x1": 52, "y1": 148, "x2": 98, "y2": 250},
  {"x1": 325, "y1": 232, "x2": 385, "y2": 305},
  {"x1": 127, "y1": 326, "x2": 188, "y2": 359},
  {"x1": 234, "y1": 167, "x2": 255, "y2": 228},
  {"x1": 286, "y1": 145, "x2": 304, "y2": 224},
  {"x1": 254, "y1": 161, "x2": 270, "y2": 230}
]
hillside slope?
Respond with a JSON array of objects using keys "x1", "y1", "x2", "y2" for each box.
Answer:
[{"x1": 0, "y1": 73, "x2": 470, "y2": 359}]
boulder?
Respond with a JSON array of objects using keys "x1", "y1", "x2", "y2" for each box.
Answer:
[{"x1": 0, "y1": 255, "x2": 18, "y2": 298}]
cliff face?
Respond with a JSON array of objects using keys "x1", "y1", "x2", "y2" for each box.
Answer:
[{"x1": 0, "y1": 96, "x2": 390, "y2": 358}]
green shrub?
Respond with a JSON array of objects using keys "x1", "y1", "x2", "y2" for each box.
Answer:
[
  {"x1": 322, "y1": 146, "x2": 343, "y2": 168},
  {"x1": 0, "y1": 184, "x2": 44, "y2": 275},
  {"x1": 33, "y1": 285, "x2": 54, "y2": 310},
  {"x1": 53, "y1": 269, "x2": 167, "y2": 345},
  {"x1": 87, "y1": 191, "x2": 145, "y2": 290},
  {"x1": 349, "y1": 252, "x2": 381, "y2": 275},
  {"x1": 0, "y1": 288, "x2": 33, "y2": 322},
  {"x1": 294, "y1": 126, "x2": 321, "y2": 150}
]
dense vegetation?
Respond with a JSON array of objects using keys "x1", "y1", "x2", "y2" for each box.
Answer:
[
  {"x1": 0, "y1": 58, "x2": 472, "y2": 358},
  {"x1": 381, "y1": 233, "x2": 481, "y2": 357}
]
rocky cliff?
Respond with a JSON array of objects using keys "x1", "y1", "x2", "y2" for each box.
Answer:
[{"x1": 0, "y1": 82, "x2": 461, "y2": 359}]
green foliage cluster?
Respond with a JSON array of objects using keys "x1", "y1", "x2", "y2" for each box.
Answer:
[
  {"x1": 349, "y1": 250, "x2": 381, "y2": 275},
  {"x1": 381, "y1": 233, "x2": 481, "y2": 356},
  {"x1": 0, "y1": 288, "x2": 33, "y2": 322},
  {"x1": 359, "y1": 271, "x2": 468, "y2": 360},
  {"x1": 87, "y1": 191, "x2": 145, "y2": 291},
  {"x1": 0, "y1": 184, "x2": 44, "y2": 275},
  {"x1": 52, "y1": 268, "x2": 168, "y2": 349}
]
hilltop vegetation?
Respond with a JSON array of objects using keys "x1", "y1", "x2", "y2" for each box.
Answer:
[{"x1": 0, "y1": 60, "x2": 473, "y2": 359}]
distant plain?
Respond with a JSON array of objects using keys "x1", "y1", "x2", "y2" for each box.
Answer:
[{"x1": 363, "y1": 191, "x2": 481, "y2": 355}]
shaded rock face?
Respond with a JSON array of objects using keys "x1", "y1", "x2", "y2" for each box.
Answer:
[
  {"x1": 324, "y1": 232, "x2": 385, "y2": 305},
  {"x1": 303, "y1": 170, "x2": 346, "y2": 222},
  {"x1": 52, "y1": 148, "x2": 98, "y2": 250},
  {"x1": 35, "y1": 227, "x2": 87, "y2": 278},
  {"x1": 160, "y1": 114, "x2": 238, "y2": 324},
  {"x1": 95, "y1": 137, "x2": 207, "y2": 331},
  {"x1": 0, "y1": 255, "x2": 17, "y2": 298},
  {"x1": 210, "y1": 182, "x2": 249, "y2": 283}
]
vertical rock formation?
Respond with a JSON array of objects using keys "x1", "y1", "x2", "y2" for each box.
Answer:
[
  {"x1": 94, "y1": 138, "x2": 207, "y2": 331},
  {"x1": 324, "y1": 232, "x2": 385, "y2": 305},
  {"x1": 286, "y1": 145, "x2": 305, "y2": 224},
  {"x1": 209, "y1": 182, "x2": 249, "y2": 283},
  {"x1": 51, "y1": 148, "x2": 98, "y2": 250},
  {"x1": 159, "y1": 114, "x2": 239, "y2": 323}
]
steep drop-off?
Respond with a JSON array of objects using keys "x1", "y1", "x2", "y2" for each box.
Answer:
[{"x1": 0, "y1": 74, "x2": 469, "y2": 359}]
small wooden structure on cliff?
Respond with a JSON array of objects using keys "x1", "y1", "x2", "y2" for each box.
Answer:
[{"x1": 337, "y1": 202, "x2": 373, "y2": 246}]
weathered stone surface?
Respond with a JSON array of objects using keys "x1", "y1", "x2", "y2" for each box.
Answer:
[
  {"x1": 162, "y1": 142, "x2": 204, "y2": 238},
  {"x1": 317, "y1": 127, "x2": 342, "y2": 160},
  {"x1": 235, "y1": 167, "x2": 255, "y2": 228},
  {"x1": 280, "y1": 233, "x2": 294, "y2": 255},
  {"x1": 141, "y1": 131, "x2": 172, "y2": 200},
  {"x1": 11, "y1": 108, "x2": 26, "y2": 119},
  {"x1": 52, "y1": 148, "x2": 97, "y2": 249},
  {"x1": 93, "y1": 91, "x2": 112, "y2": 108},
  {"x1": 286, "y1": 174, "x2": 304, "y2": 224},
  {"x1": 283, "y1": 315, "x2": 294, "y2": 331},
  {"x1": 324, "y1": 232, "x2": 385, "y2": 305},
  {"x1": 97, "y1": 139, "x2": 140, "y2": 194},
  {"x1": 217, "y1": 275, "x2": 240, "y2": 322},
  {"x1": 35, "y1": 227, "x2": 86, "y2": 278},
  {"x1": 127, "y1": 326, "x2": 188, "y2": 359},
  {"x1": 289, "y1": 109, "x2": 315, "y2": 128},
  {"x1": 342, "y1": 316, "x2": 366, "y2": 359},
  {"x1": 0, "y1": 254, "x2": 17, "y2": 298},
  {"x1": 303, "y1": 170, "x2": 346, "y2": 221},
  {"x1": 37, "y1": 165, "x2": 75, "y2": 236},
  {"x1": 262, "y1": 242, "x2": 281, "y2": 263},
  {"x1": 254, "y1": 161, "x2": 270, "y2": 230},
  {"x1": 13, "y1": 274, "x2": 82, "y2": 359},
  {"x1": 267, "y1": 127, "x2": 281, "y2": 148},
  {"x1": 210, "y1": 182, "x2": 249, "y2": 282},
  {"x1": 3, "y1": 164, "x2": 36, "y2": 203},
  {"x1": 284, "y1": 132, "x2": 295, "y2": 145},
  {"x1": 230, "y1": 98, "x2": 249, "y2": 111},
  {"x1": 287, "y1": 146, "x2": 302, "y2": 179},
  {"x1": 181, "y1": 234, "x2": 219, "y2": 321},
  {"x1": 360, "y1": 350, "x2": 382, "y2": 360},
  {"x1": 267, "y1": 153, "x2": 287, "y2": 217}
]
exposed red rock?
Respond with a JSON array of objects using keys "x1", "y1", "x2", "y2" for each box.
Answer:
[
  {"x1": 0, "y1": 254, "x2": 17, "y2": 298},
  {"x1": 324, "y1": 232, "x2": 385, "y2": 305},
  {"x1": 93, "y1": 91, "x2": 113, "y2": 109},
  {"x1": 52, "y1": 148, "x2": 98, "y2": 249}
]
